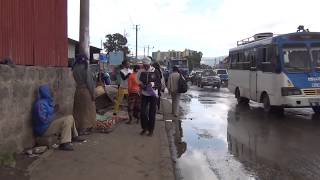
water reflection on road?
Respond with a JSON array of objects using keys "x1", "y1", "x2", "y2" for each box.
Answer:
[{"x1": 171, "y1": 86, "x2": 320, "y2": 180}]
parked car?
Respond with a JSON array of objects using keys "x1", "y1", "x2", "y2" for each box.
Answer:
[
  {"x1": 215, "y1": 69, "x2": 229, "y2": 86},
  {"x1": 198, "y1": 69, "x2": 221, "y2": 89}
]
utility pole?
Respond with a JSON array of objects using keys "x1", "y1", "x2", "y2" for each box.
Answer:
[
  {"x1": 147, "y1": 45, "x2": 149, "y2": 56},
  {"x1": 134, "y1": 25, "x2": 140, "y2": 60},
  {"x1": 143, "y1": 46, "x2": 146, "y2": 57},
  {"x1": 79, "y1": 0, "x2": 90, "y2": 59}
]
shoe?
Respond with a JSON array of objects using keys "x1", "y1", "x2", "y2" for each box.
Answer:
[
  {"x1": 78, "y1": 130, "x2": 91, "y2": 136},
  {"x1": 147, "y1": 131, "x2": 153, "y2": 137},
  {"x1": 140, "y1": 130, "x2": 146, "y2": 135},
  {"x1": 59, "y1": 143, "x2": 74, "y2": 151},
  {"x1": 72, "y1": 136, "x2": 85, "y2": 143}
]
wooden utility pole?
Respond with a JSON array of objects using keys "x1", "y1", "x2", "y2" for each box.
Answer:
[
  {"x1": 135, "y1": 25, "x2": 140, "y2": 60},
  {"x1": 79, "y1": 0, "x2": 90, "y2": 58}
]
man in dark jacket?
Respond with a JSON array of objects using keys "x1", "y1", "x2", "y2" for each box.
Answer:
[{"x1": 33, "y1": 85, "x2": 84, "y2": 151}]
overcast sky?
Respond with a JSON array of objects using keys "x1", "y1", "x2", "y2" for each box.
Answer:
[{"x1": 68, "y1": 0, "x2": 320, "y2": 57}]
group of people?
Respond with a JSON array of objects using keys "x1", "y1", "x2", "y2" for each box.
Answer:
[
  {"x1": 32, "y1": 55, "x2": 182, "y2": 151},
  {"x1": 113, "y1": 57, "x2": 167, "y2": 136}
]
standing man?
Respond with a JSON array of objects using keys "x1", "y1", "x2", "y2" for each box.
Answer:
[
  {"x1": 137, "y1": 57, "x2": 160, "y2": 136},
  {"x1": 73, "y1": 54, "x2": 96, "y2": 135},
  {"x1": 113, "y1": 60, "x2": 132, "y2": 115},
  {"x1": 167, "y1": 66, "x2": 181, "y2": 117},
  {"x1": 153, "y1": 62, "x2": 166, "y2": 110},
  {"x1": 127, "y1": 65, "x2": 141, "y2": 124}
]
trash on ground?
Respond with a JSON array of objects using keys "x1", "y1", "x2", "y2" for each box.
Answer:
[{"x1": 32, "y1": 146, "x2": 47, "y2": 154}]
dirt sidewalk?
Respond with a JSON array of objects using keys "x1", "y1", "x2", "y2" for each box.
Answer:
[{"x1": 28, "y1": 107, "x2": 174, "y2": 180}]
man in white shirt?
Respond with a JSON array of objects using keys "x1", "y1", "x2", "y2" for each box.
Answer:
[{"x1": 137, "y1": 57, "x2": 161, "y2": 136}]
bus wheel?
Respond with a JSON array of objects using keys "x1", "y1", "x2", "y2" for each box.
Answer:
[
  {"x1": 236, "y1": 89, "x2": 249, "y2": 104},
  {"x1": 312, "y1": 106, "x2": 320, "y2": 114},
  {"x1": 262, "y1": 94, "x2": 271, "y2": 112}
]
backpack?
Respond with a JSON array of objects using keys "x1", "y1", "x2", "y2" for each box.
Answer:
[{"x1": 178, "y1": 74, "x2": 188, "y2": 93}]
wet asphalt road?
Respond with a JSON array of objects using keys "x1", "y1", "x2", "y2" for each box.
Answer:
[{"x1": 170, "y1": 84, "x2": 320, "y2": 180}]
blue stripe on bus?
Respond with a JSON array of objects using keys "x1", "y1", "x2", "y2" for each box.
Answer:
[{"x1": 286, "y1": 72, "x2": 320, "y2": 88}]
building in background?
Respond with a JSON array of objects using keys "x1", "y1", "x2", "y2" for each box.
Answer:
[
  {"x1": 152, "y1": 51, "x2": 170, "y2": 62},
  {"x1": 152, "y1": 49, "x2": 197, "y2": 62},
  {"x1": 201, "y1": 56, "x2": 228, "y2": 67},
  {"x1": 68, "y1": 38, "x2": 102, "y2": 67}
]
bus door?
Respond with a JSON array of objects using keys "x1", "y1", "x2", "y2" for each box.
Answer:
[{"x1": 249, "y1": 51, "x2": 258, "y2": 101}]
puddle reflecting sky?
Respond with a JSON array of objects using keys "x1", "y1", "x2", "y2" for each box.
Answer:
[
  {"x1": 174, "y1": 88, "x2": 320, "y2": 180},
  {"x1": 174, "y1": 89, "x2": 255, "y2": 180}
]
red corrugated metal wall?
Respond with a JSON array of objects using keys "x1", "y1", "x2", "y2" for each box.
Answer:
[{"x1": 0, "y1": 0, "x2": 67, "y2": 67}]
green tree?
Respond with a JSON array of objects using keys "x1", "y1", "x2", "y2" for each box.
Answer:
[
  {"x1": 186, "y1": 51, "x2": 203, "y2": 71},
  {"x1": 103, "y1": 33, "x2": 130, "y2": 58}
]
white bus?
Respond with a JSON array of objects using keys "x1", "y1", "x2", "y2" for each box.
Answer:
[{"x1": 228, "y1": 31, "x2": 320, "y2": 113}]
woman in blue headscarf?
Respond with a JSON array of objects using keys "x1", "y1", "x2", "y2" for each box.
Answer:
[{"x1": 72, "y1": 54, "x2": 96, "y2": 135}]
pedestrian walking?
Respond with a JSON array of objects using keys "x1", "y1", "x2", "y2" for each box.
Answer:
[
  {"x1": 113, "y1": 60, "x2": 132, "y2": 115},
  {"x1": 153, "y1": 62, "x2": 166, "y2": 110},
  {"x1": 167, "y1": 66, "x2": 181, "y2": 117},
  {"x1": 72, "y1": 54, "x2": 96, "y2": 135},
  {"x1": 137, "y1": 57, "x2": 161, "y2": 136},
  {"x1": 127, "y1": 65, "x2": 141, "y2": 124}
]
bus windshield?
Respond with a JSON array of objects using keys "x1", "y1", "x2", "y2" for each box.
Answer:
[
  {"x1": 283, "y1": 45, "x2": 312, "y2": 73},
  {"x1": 311, "y1": 45, "x2": 320, "y2": 71}
]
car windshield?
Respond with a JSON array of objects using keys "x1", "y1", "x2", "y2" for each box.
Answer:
[
  {"x1": 202, "y1": 70, "x2": 216, "y2": 76},
  {"x1": 283, "y1": 44, "x2": 312, "y2": 73},
  {"x1": 216, "y1": 70, "x2": 227, "y2": 74},
  {"x1": 311, "y1": 44, "x2": 320, "y2": 72}
]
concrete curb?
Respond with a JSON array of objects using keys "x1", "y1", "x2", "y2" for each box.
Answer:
[
  {"x1": 26, "y1": 149, "x2": 54, "y2": 176},
  {"x1": 159, "y1": 98, "x2": 177, "y2": 180}
]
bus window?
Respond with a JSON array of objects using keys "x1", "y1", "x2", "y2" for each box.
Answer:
[
  {"x1": 283, "y1": 44, "x2": 312, "y2": 73},
  {"x1": 257, "y1": 45, "x2": 279, "y2": 72},
  {"x1": 230, "y1": 53, "x2": 236, "y2": 69},
  {"x1": 311, "y1": 43, "x2": 320, "y2": 71},
  {"x1": 262, "y1": 48, "x2": 267, "y2": 62}
]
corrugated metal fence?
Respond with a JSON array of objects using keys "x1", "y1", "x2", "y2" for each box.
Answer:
[{"x1": 0, "y1": 0, "x2": 67, "y2": 67}]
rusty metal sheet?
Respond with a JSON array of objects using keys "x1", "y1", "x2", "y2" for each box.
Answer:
[{"x1": 0, "y1": 0, "x2": 67, "y2": 67}]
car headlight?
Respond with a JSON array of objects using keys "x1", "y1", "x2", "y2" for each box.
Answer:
[{"x1": 281, "y1": 87, "x2": 301, "y2": 96}]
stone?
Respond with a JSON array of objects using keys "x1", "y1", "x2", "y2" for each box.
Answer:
[{"x1": 0, "y1": 65, "x2": 14, "y2": 82}]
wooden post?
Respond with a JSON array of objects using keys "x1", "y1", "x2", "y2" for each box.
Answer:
[{"x1": 79, "y1": 0, "x2": 90, "y2": 59}]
